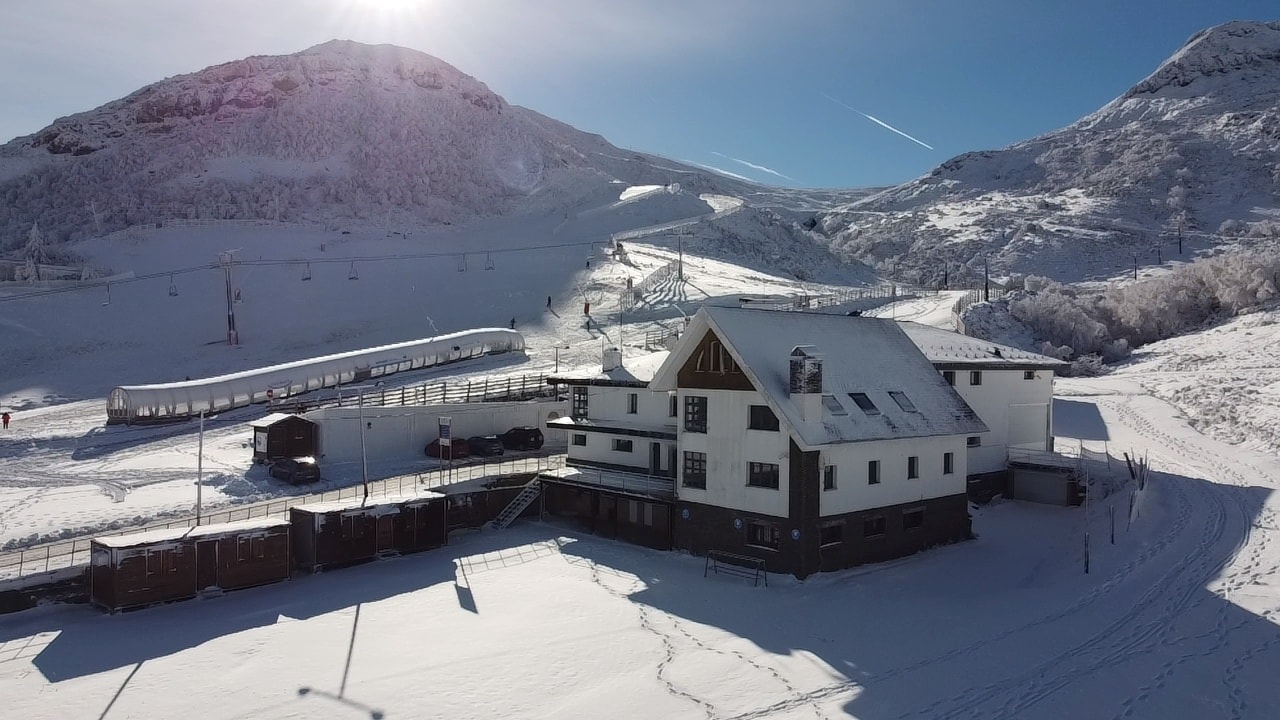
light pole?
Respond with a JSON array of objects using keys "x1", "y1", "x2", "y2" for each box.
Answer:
[
  {"x1": 358, "y1": 389, "x2": 368, "y2": 502},
  {"x1": 219, "y1": 249, "x2": 240, "y2": 345},
  {"x1": 195, "y1": 410, "x2": 205, "y2": 525}
]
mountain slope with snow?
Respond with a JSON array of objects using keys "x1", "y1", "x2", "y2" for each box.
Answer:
[{"x1": 818, "y1": 20, "x2": 1280, "y2": 285}]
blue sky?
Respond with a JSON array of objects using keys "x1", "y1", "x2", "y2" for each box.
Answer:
[{"x1": 0, "y1": 0, "x2": 1273, "y2": 189}]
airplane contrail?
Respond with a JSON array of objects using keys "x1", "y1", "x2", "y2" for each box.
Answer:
[
  {"x1": 711, "y1": 152, "x2": 795, "y2": 181},
  {"x1": 821, "y1": 93, "x2": 934, "y2": 151}
]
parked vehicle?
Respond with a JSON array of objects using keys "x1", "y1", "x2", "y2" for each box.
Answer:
[
  {"x1": 269, "y1": 456, "x2": 321, "y2": 485},
  {"x1": 425, "y1": 438, "x2": 470, "y2": 459},
  {"x1": 467, "y1": 435, "x2": 505, "y2": 457},
  {"x1": 498, "y1": 426, "x2": 544, "y2": 451}
]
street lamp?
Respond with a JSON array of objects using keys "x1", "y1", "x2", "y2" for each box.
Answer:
[
  {"x1": 553, "y1": 342, "x2": 570, "y2": 374},
  {"x1": 352, "y1": 381, "x2": 384, "y2": 502}
]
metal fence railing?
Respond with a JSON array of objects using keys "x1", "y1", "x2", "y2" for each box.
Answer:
[
  {"x1": 0, "y1": 453, "x2": 568, "y2": 584},
  {"x1": 280, "y1": 373, "x2": 556, "y2": 414}
]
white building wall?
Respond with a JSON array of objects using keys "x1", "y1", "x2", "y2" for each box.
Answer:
[
  {"x1": 312, "y1": 400, "x2": 567, "y2": 466},
  {"x1": 818, "y1": 434, "x2": 968, "y2": 516},
  {"x1": 565, "y1": 385, "x2": 677, "y2": 474},
  {"x1": 946, "y1": 368, "x2": 1055, "y2": 475},
  {"x1": 677, "y1": 388, "x2": 791, "y2": 518}
]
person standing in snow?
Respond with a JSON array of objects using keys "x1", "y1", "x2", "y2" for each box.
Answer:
[
  {"x1": 509, "y1": 317, "x2": 516, "y2": 330},
  {"x1": 546, "y1": 295, "x2": 552, "y2": 309},
  {"x1": 2, "y1": 412, "x2": 9, "y2": 429}
]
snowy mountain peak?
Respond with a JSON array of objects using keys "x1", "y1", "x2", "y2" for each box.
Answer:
[{"x1": 1124, "y1": 20, "x2": 1280, "y2": 99}]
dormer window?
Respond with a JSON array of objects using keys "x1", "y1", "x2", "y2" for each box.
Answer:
[{"x1": 848, "y1": 393, "x2": 879, "y2": 415}]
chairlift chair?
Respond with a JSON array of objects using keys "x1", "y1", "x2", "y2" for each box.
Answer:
[
  {"x1": 301, "y1": 262, "x2": 311, "y2": 281},
  {"x1": 167, "y1": 274, "x2": 178, "y2": 296},
  {"x1": 484, "y1": 252, "x2": 495, "y2": 271},
  {"x1": 102, "y1": 283, "x2": 112, "y2": 307},
  {"x1": 348, "y1": 261, "x2": 359, "y2": 280},
  {"x1": 457, "y1": 254, "x2": 467, "y2": 272}
]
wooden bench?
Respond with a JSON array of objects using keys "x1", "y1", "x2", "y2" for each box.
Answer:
[{"x1": 704, "y1": 550, "x2": 767, "y2": 587}]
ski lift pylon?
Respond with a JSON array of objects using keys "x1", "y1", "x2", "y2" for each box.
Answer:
[{"x1": 301, "y1": 262, "x2": 312, "y2": 281}]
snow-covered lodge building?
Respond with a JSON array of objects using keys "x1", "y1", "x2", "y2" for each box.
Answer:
[{"x1": 547, "y1": 306, "x2": 1065, "y2": 578}]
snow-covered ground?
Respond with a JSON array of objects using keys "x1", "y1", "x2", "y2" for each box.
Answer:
[{"x1": 3, "y1": 372, "x2": 1279, "y2": 719}]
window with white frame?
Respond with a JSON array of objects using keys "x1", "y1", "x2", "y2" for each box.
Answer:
[
  {"x1": 943, "y1": 451, "x2": 954, "y2": 475},
  {"x1": 571, "y1": 433, "x2": 587, "y2": 446},
  {"x1": 682, "y1": 451, "x2": 707, "y2": 488},
  {"x1": 848, "y1": 392, "x2": 880, "y2": 415},
  {"x1": 747, "y1": 462, "x2": 779, "y2": 489},
  {"x1": 571, "y1": 386, "x2": 589, "y2": 419},
  {"x1": 748, "y1": 404, "x2": 779, "y2": 431},
  {"x1": 970, "y1": 370, "x2": 983, "y2": 386},
  {"x1": 612, "y1": 438, "x2": 634, "y2": 453},
  {"x1": 684, "y1": 396, "x2": 707, "y2": 433},
  {"x1": 967, "y1": 436, "x2": 982, "y2": 448},
  {"x1": 868, "y1": 459, "x2": 881, "y2": 485},
  {"x1": 627, "y1": 393, "x2": 638, "y2": 414},
  {"x1": 823, "y1": 465, "x2": 837, "y2": 491},
  {"x1": 669, "y1": 394, "x2": 678, "y2": 417},
  {"x1": 907, "y1": 455, "x2": 919, "y2": 479}
]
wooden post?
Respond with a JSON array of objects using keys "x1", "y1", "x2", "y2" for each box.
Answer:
[{"x1": 1110, "y1": 506, "x2": 1115, "y2": 544}]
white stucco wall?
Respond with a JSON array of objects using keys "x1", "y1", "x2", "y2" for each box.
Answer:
[
  {"x1": 564, "y1": 385, "x2": 678, "y2": 474},
  {"x1": 946, "y1": 368, "x2": 1054, "y2": 475},
  {"x1": 311, "y1": 400, "x2": 568, "y2": 465},
  {"x1": 677, "y1": 388, "x2": 793, "y2": 518},
  {"x1": 817, "y1": 434, "x2": 968, "y2": 516}
]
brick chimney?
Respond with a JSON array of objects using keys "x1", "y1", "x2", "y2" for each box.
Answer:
[{"x1": 789, "y1": 345, "x2": 822, "y2": 422}]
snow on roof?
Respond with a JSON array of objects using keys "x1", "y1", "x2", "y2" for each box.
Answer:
[
  {"x1": 248, "y1": 413, "x2": 304, "y2": 428},
  {"x1": 897, "y1": 322, "x2": 1068, "y2": 368},
  {"x1": 550, "y1": 350, "x2": 670, "y2": 386},
  {"x1": 292, "y1": 491, "x2": 445, "y2": 514},
  {"x1": 654, "y1": 307, "x2": 987, "y2": 449},
  {"x1": 92, "y1": 517, "x2": 291, "y2": 548}
]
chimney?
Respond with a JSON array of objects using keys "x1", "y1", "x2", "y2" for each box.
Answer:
[
  {"x1": 602, "y1": 346, "x2": 623, "y2": 373},
  {"x1": 789, "y1": 345, "x2": 823, "y2": 422}
]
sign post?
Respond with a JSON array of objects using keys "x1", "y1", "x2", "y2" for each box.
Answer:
[{"x1": 439, "y1": 417, "x2": 452, "y2": 483}]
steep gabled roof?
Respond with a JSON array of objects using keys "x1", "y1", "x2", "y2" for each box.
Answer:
[
  {"x1": 650, "y1": 307, "x2": 987, "y2": 450},
  {"x1": 898, "y1": 322, "x2": 1068, "y2": 370}
]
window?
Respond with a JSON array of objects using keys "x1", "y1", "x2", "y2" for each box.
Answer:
[
  {"x1": 571, "y1": 386, "x2": 588, "y2": 419},
  {"x1": 967, "y1": 436, "x2": 982, "y2": 448},
  {"x1": 822, "y1": 394, "x2": 847, "y2": 415},
  {"x1": 943, "y1": 451, "x2": 954, "y2": 475},
  {"x1": 942, "y1": 370, "x2": 955, "y2": 386},
  {"x1": 888, "y1": 391, "x2": 917, "y2": 413},
  {"x1": 236, "y1": 537, "x2": 265, "y2": 561},
  {"x1": 748, "y1": 405, "x2": 779, "y2": 431},
  {"x1": 627, "y1": 393, "x2": 638, "y2": 414},
  {"x1": 612, "y1": 438, "x2": 634, "y2": 453},
  {"x1": 697, "y1": 340, "x2": 737, "y2": 373},
  {"x1": 868, "y1": 459, "x2": 880, "y2": 485},
  {"x1": 903, "y1": 508, "x2": 925, "y2": 531},
  {"x1": 669, "y1": 394, "x2": 678, "y2": 417},
  {"x1": 907, "y1": 456, "x2": 919, "y2": 479},
  {"x1": 823, "y1": 465, "x2": 837, "y2": 491},
  {"x1": 146, "y1": 549, "x2": 176, "y2": 575},
  {"x1": 684, "y1": 395, "x2": 707, "y2": 433},
  {"x1": 1024, "y1": 370, "x2": 1036, "y2": 380},
  {"x1": 747, "y1": 462, "x2": 780, "y2": 489},
  {"x1": 863, "y1": 516, "x2": 886, "y2": 538},
  {"x1": 341, "y1": 514, "x2": 363, "y2": 538},
  {"x1": 970, "y1": 370, "x2": 983, "y2": 386},
  {"x1": 682, "y1": 451, "x2": 707, "y2": 488},
  {"x1": 745, "y1": 520, "x2": 780, "y2": 550},
  {"x1": 572, "y1": 433, "x2": 587, "y2": 446},
  {"x1": 848, "y1": 393, "x2": 880, "y2": 415},
  {"x1": 819, "y1": 521, "x2": 844, "y2": 546}
]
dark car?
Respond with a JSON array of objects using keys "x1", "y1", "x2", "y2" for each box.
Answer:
[
  {"x1": 498, "y1": 426, "x2": 544, "y2": 451},
  {"x1": 467, "y1": 435, "x2": 505, "y2": 457},
  {"x1": 269, "y1": 456, "x2": 320, "y2": 485},
  {"x1": 425, "y1": 437, "x2": 470, "y2": 459}
]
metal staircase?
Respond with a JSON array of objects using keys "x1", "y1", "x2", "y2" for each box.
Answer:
[{"x1": 489, "y1": 479, "x2": 542, "y2": 529}]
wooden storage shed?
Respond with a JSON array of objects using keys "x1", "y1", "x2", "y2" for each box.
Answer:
[
  {"x1": 290, "y1": 492, "x2": 447, "y2": 573},
  {"x1": 249, "y1": 413, "x2": 318, "y2": 464},
  {"x1": 89, "y1": 518, "x2": 291, "y2": 612}
]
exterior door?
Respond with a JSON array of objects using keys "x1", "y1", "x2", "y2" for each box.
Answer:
[
  {"x1": 650, "y1": 442, "x2": 662, "y2": 476},
  {"x1": 376, "y1": 515, "x2": 395, "y2": 553},
  {"x1": 196, "y1": 540, "x2": 218, "y2": 591}
]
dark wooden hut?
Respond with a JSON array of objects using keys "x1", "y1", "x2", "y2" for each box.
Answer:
[
  {"x1": 89, "y1": 518, "x2": 291, "y2": 612},
  {"x1": 290, "y1": 492, "x2": 447, "y2": 573},
  {"x1": 249, "y1": 413, "x2": 318, "y2": 464}
]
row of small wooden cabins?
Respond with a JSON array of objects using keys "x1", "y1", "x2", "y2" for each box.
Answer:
[{"x1": 88, "y1": 474, "x2": 673, "y2": 612}]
